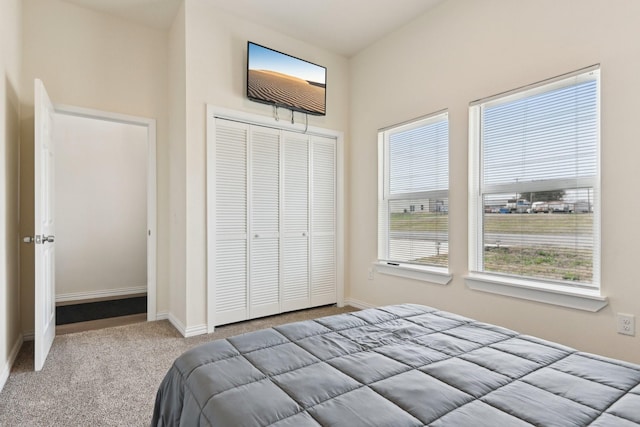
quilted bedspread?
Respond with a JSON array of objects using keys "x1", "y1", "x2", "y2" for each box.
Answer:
[{"x1": 152, "y1": 304, "x2": 640, "y2": 426}]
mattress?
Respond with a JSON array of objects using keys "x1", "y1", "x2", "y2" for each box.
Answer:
[{"x1": 152, "y1": 304, "x2": 640, "y2": 426}]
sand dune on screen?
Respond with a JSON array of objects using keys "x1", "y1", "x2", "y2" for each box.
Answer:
[{"x1": 248, "y1": 69, "x2": 325, "y2": 115}]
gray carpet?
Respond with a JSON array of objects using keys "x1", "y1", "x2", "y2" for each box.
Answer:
[{"x1": 0, "y1": 305, "x2": 357, "y2": 426}]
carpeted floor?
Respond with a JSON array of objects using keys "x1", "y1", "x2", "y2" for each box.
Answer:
[{"x1": 0, "y1": 305, "x2": 357, "y2": 426}]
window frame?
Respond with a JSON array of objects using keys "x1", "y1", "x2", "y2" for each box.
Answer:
[
  {"x1": 377, "y1": 110, "x2": 452, "y2": 285},
  {"x1": 466, "y1": 65, "x2": 607, "y2": 311}
]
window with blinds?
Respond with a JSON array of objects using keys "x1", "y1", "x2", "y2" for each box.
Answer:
[
  {"x1": 469, "y1": 66, "x2": 600, "y2": 288},
  {"x1": 378, "y1": 111, "x2": 449, "y2": 268}
]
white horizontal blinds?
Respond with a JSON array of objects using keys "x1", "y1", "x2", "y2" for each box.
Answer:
[
  {"x1": 388, "y1": 118, "x2": 448, "y2": 196},
  {"x1": 249, "y1": 126, "x2": 280, "y2": 315},
  {"x1": 381, "y1": 112, "x2": 449, "y2": 267},
  {"x1": 479, "y1": 68, "x2": 599, "y2": 286},
  {"x1": 311, "y1": 136, "x2": 336, "y2": 303},
  {"x1": 377, "y1": 133, "x2": 389, "y2": 262},
  {"x1": 282, "y1": 131, "x2": 309, "y2": 308},
  {"x1": 482, "y1": 75, "x2": 598, "y2": 188},
  {"x1": 214, "y1": 118, "x2": 248, "y2": 320}
]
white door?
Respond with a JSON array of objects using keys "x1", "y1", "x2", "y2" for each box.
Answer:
[
  {"x1": 249, "y1": 125, "x2": 280, "y2": 318},
  {"x1": 281, "y1": 131, "x2": 310, "y2": 312},
  {"x1": 34, "y1": 78, "x2": 56, "y2": 371},
  {"x1": 214, "y1": 118, "x2": 249, "y2": 325},
  {"x1": 310, "y1": 135, "x2": 337, "y2": 306}
]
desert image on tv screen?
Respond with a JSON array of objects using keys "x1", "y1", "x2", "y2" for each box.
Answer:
[{"x1": 248, "y1": 43, "x2": 326, "y2": 115}]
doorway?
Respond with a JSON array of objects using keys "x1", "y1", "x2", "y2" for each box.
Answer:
[{"x1": 52, "y1": 106, "x2": 157, "y2": 332}]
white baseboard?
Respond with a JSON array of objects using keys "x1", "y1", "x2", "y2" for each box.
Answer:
[
  {"x1": 1, "y1": 333, "x2": 24, "y2": 393},
  {"x1": 155, "y1": 311, "x2": 169, "y2": 321},
  {"x1": 344, "y1": 298, "x2": 377, "y2": 310},
  {"x1": 22, "y1": 330, "x2": 34, "y2": 342},
  {"x1": 167, "y1": 313, "x2": 185, "y2": 336},
  {"x1": 185, "y1": 324, "x2": 208, "y2": 337},
  {"x1": 167, "y1": 313, "x2": 207, "y2": 338},
  {"x1": 56, "y1": 286, "x2": 147, "y2": 303}
]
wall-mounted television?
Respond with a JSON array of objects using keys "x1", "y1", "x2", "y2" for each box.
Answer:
[{"x1": 247, "y1": 41, "x2": 327, "y2": 116}]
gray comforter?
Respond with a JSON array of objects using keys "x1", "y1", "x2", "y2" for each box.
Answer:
[{"x1": 152, "y1": 304, "x2": 640, "y2": 426}]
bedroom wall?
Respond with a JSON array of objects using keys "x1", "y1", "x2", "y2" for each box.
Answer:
[
  {"x1": 0, "y1": 0, "x2": 22, "y2": 391},
  {"x1": 168, "y1": 1, "x2": 187, "y2": 328},
  {"x1": 169, "y1": 0, "x2": 351, "y2": 332},
  {"x1": 20, "y1": 0, "x2": 170, "y2": 333},
  {"x1": 348, "y1": 0, "x2": 640, "y2": 363}
]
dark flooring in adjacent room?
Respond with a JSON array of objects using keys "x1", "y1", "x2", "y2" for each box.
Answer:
[{"x1": 56, "y1": 296, "x2": 147, "y2": 325}]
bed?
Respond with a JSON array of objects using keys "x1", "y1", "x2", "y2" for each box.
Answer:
[{"x1": 152, "y1": 304, "x2": 640, "y2": 426}]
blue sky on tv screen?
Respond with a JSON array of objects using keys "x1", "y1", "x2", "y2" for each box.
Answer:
[{"x1": 249, "y1": 43, "x2": 326, "y2": 85}]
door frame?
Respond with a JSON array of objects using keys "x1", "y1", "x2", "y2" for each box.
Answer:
[{"x1": 53, "y1": 104, "x2": 157, "y2": 321}]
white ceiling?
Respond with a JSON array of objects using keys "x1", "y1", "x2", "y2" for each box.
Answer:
[
  {"x1": 61, "y1": 0, "x2": 444, "y2": 57},
  {"x1": 62, "y1": 0, "x2": 184, "y2": 31}
]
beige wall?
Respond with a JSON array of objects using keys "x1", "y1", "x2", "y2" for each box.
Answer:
[
  {"x1": 0, "y1": 0, "x2": 22, "y2": 388},
  {"x1": 54, "y1": 114, "x2": 147, "y2": 298},
  {"x1": 20, "y1": 0, "x2": 170, "y2": 332},
  {"x1": 170, "y1": 0, "x2": 350, "y2": 330},
  {"x1": 168, "y1": 2, "x2": 187, "y2": 326},
  {"x1": 349, "y1": 0, "x2": 640, "y2": 363}
]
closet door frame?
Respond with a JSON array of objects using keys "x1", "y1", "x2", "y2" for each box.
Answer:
[{"x1": 206, "y1": 105, "x2": 344, "y2": 333}]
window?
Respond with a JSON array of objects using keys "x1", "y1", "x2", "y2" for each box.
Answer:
[
  {"x1": 468, "y1": 66, "x2": 602, "y2": 304},
  {"x1": 378, "y1": 111, "x2": 449, "y2": 276}
]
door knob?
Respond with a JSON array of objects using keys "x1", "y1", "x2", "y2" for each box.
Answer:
[{"x1": 22, "y1": 235, "x2": 55, "y2": 244}]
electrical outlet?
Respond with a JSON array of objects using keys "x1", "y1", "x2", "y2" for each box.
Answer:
[
  {"x1": 617, "y1": 313, "x2": 635, "y2": 336},
  {"x1": 368, "y1": 268, "x2": 374, "y2": 280}
]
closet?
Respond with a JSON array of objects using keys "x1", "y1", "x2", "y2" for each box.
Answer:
[{"x1": 210, "y1": 116, "x2": 338, "y2": 327}]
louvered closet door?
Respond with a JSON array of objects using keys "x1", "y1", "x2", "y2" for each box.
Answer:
[
  {"x1": 214, "y1": 119, "x2": 248, "y2": 325},
  {"x1": 281, "y1": 131, "x2": 310, "y2": 312},
  {"x1": 249, "y1": 125, "x2": 280, "y2": 318},
  {"x1": 310, "y1": 136, "x2": 337, "y2": 306}
]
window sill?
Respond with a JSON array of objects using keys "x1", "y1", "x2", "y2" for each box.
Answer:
[
  {"x1": 464, "y1": 273, "x2": 608, "y2": 312},
  {"x1": 375, "y1": 262, "x2": 452, "y2": 285}
]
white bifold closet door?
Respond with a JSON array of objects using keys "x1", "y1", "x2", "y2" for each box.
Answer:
[
  {"x1": 249, "y1": 125, "x2": 281, "y2": 318},
  {"x1": 212, "y1": 117, "x2": 336, "y2": 326},
  {"x1": 214, "y1": 120, "x2": 249, "y2": 325},
  {"x1": 281, "y1": 131, "x2": 310, "y2": 312},
  {"x1": 310, "y1": 136, "x2": 337, "y2": 306}
]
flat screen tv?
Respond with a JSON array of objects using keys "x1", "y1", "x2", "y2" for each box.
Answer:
[{"x1": 247, "y1": 42, "x2": 326, "y2": 116}]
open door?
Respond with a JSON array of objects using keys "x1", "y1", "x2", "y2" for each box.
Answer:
[{"x1": 33, "y1": 78, "x2": 56, "y2": 371}]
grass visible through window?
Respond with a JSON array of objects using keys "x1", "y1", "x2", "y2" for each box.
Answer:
[
  {"x1": 390, "y1": 212, "x2": 593, "y2": 282},
  {"x1": 483, "y1": 246, "x2": 592, "y2": 282}
]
